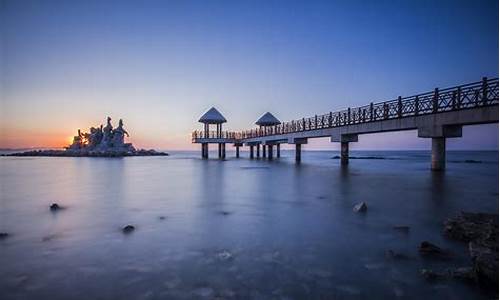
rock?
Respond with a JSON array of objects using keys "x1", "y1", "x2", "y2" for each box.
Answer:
[
  {"x1": 353, "y1": 202, "x2": 367, "y2": 213},
  {"x1": 444, "y1": 212, "x2": 497, "y2": 242},
  {"x1": 215, "y1": 250, "x2": 233, "y2": 261},
  {"x1": 469, "y1": 241, "x2": 498, "y2": 287},
  {"x1": 418, "y1": 241, "x2": 450, "y2": 257},
  {"x1": 122, "y1": 225, "x2": 135, "y2": 234},
  {"x1": 158, "y1": 216, "x2": 166, "y2": 220},
  {"x1": 393, "y1": 225, "x2": 410, "y2": 233},
  {"x1": 217, "y1": 211, "x2": 231, "y2": 216},
  {"x1": 49, "y1": 203, "x2": 62, "y2": 211},
  {"x1": 0, "y1": 232, "x2": 9, "y2": 240},
  {"x1": 444, "y1": 212, "x2": 498, "y2": 288}
]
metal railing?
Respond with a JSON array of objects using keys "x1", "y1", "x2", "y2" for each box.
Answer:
[
  {"x1": 192, "y1": 130, "x2": 242, "y2": 142},
  {"x1": 192, "y1": 77, "x2": 499, "y2": 141},
  {"x1": 238, "y1": 77, "x2": 499, "y2": 139}
]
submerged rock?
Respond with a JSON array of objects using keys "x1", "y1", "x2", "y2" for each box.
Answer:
[
  {"x1": 444, "y1": 212, "x2": 497, "y2": 242},
  {"x1": 444, "y1": 212, "x2": 498, "y2": 287},
  {"x1": 122, "y1": 225, "x2": 135, "y2": 234},
  {"x1": 217, "y1": 211, "x2": 231, "y2": 216},
  {"x1": 158, "y1": 216, "x2": 166, "y2": 220},
  {"x1": 49, "y1": 203, "x2": 62, "y2": 211},
  {"x1": 215, "y1": 250, "x2": 233, "y2": 261},
  {"x1": 353, "y1": 202, "x2": 367, "y2": 213},
  {"x1": 0, "y1": 232, "x2": 9, "y2": 240},
  {"x1": 418, "y1": 241, "x2": 450, "y2": 258}
]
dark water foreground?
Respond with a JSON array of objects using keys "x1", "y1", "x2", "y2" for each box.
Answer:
[{"x1": 0, "y1": 151, "x2": 498, "y2": 299}]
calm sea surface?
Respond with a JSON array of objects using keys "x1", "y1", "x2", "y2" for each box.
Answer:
[{"x1": 0, "y1": 150, "x2": 498, "y2": 299}]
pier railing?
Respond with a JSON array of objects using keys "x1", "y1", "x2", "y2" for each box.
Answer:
[
  {"x1": 237, "y1": 77, "x2": 499, "y2": 139},
  {"x1": 191, "y1": 77, "x2": 499, "y2": 142},
  {"x1": 192, "y1": 130, "x2": 242, "y2": 141}
]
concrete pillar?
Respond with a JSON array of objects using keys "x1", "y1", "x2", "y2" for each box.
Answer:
[
  {"x1": 236, "y1": 146, "x2": 240, "y2": 158},
  {"x1": 268, "y1": 145, "x2": 273, "y2": 159},
  {"x1": 222, "y1": 143, "x2": 226, "y2": 159},
  {"x1": 250, "y1": 145, "x2": 254, "y2": 159},
  {"x1": 256, "y1": 144, "x2": 260, "y2": 157},
  {"x1": 263, "y1": 145, "x2": 267, "y2": 158},
  {"x1": 341, "y1": 142, "x2": 349, "y2": 165},
  {"x1": 218, "y1": 143, "x2": 222, "y2": 158},
  {"x1": 431, "y1": 137, "x2": 446, "y2": 171},
  {"x1": 295, "y1": 144, "x2": 301, "y2": 162},
  {"x1": 201, "y1": 143, "x2": 208, "y2": 159},
  {"x1": 277, "y1": 144, "x2": 280, "y2": 157}
]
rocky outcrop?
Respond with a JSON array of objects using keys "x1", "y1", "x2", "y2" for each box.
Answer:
[
  {"x1": 444, "y1": 212, "x2": 498, "y2": 288},
  {"x1": 1, "y1": 117, "x2": 169, "y2": 157}
]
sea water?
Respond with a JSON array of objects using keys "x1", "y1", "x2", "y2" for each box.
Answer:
[{"x1": 0, "y1": 150, "x2": 498, "y2": 299}]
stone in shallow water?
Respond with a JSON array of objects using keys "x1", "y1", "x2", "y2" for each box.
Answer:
[
  {"x1": 418, "y1": 241, "x2": 450, "y2": 258},
  {"x1": 216, "y1": 250, "x2": 233, "y2": 261},
  {"x1": 122, "y1": 225, "x2": 135, "y2": 234},
  {"x1": 353, "y1": 202, "x2": 367, "y2": 213},
  {"x1": 0, "y1": 232, "x2": 9, "y2": 240},
  {"x1": 158, "y1": 216, "x2": 166, "y2": 220},
  {"x1": 49, "y1": 203, "x2": 62, "y2": 211}
]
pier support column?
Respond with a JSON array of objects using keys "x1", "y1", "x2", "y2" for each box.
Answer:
[
  {"x1": 250, "y1": 145, "x2": 254, "y2": 159},
  {"x1": 418, "y1": 125, "x2": 462, "y2": 172},
  {"x1": 268, "y1": 145, "x2": 273, "y2": 159},
  {"x1": 340, "y1": 142, "x2": 349, "y2": 165},
  {"x1": 218, "y1": 143, "x2": 222, "y2": 158},
  {"x1": 277, "y1": 144, "x2": 280, "y2": 157},
  {"x1": 236, "y1": 146, "x2": 240, "y2": 158},
  {"x1": 431, "y1": 138, "x2": 446, "y2": 171},
  {"x1": 295, "y1": 144, "x2": 301, "y2": 162},
  {"x1": 221, "y1": 143, "x2": 226, "y2": 159},
  {"x1": 256, "y1": 144, "x2": 260, "y2": 158},
  {"x1": 263, "y1": 145, "x2": 267, "y2": 158},
  {"x1": 201, "y1": 143, "x2": 208, "y2": 159},
  {"x1": 331, "y1": 134, "x2": 358, "y2": 166}
]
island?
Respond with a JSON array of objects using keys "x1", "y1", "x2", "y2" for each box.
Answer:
[{"x1": 2, "y1": 117, "x2": 168, "y2": 157}]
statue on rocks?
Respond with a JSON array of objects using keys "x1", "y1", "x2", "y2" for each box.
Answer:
[
  {"x1": 65, "y1": 117, "x2": 137, "y2": 154},
  {"x1": 101, "y1": 116, "x2": 114, "y2": 148},
  {"x1": 10, "y1": 116, "x2": 167, "y2": 157},
  {"x1": 111, "y1": 119, "x2": 129, "y2": 148}
]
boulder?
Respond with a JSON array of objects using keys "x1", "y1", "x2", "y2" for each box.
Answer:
[
  {"x1": 418, "y1": 241, "x2": 450, "y2": 257},
  {"x1": 49, "y1": 203, "x2": 62, "y2": 211},
  {"x1": 444, "y1": 212, "x2": 498, "y2": 288},
  {"x1": 0, "y1": 232, "x2": 9, "y2": 240},
  {"x1": 122, "y1": 225, "x2": 135, "y2": 234},
  {"x1": 353, "y1": 202, "x2": 367, "y2": 213},
  {"x1": 444, "y1": 212, "x2": 497, "y2": 242}
]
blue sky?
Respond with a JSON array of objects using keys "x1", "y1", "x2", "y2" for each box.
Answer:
[{"x1": 1, "y1": 0, "x2": 498, "y2": 150}]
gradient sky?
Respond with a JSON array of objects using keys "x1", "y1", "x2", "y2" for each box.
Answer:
[{"x1": 1, "y1": 0, "x2": 498, "y2": 150}]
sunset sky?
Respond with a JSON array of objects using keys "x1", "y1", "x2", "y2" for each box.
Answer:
[{"x1": 1, "y1": 0, "x2": 498, "y2": 150}]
